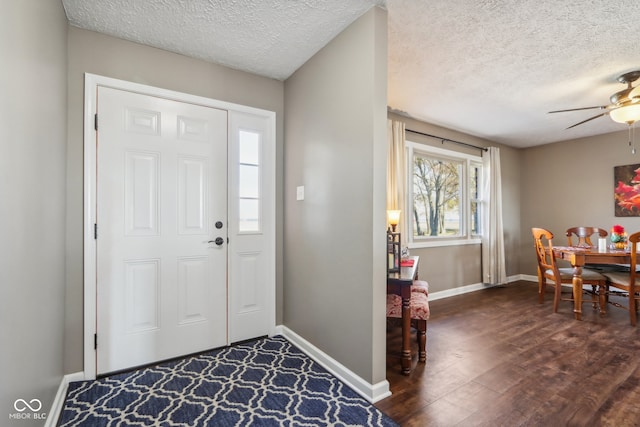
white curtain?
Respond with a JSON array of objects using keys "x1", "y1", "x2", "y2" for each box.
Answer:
[
  {"x1": 387, "y1": 119, "x2": 406, "y2": 245},
  {"x1": 481, "y1": 147, "x2": 507, "y2": 285}
]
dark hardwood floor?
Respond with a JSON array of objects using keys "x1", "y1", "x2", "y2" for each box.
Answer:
[{"x1": 375, "y1": 281, "x2": 640, "y2": 427}]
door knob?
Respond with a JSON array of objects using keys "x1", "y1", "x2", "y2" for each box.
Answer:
[{"x1": 208, "y1": 237, "x2": 224, "y2": 246}]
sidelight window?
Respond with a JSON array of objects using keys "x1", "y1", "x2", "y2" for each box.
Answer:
[{"x1": 238, "y1": 130, "x2": 261, "y2": 232}]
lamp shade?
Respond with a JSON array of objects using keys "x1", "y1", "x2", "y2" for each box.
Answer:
[
  {"x1": 610, "y1": 104, "x2": 640, "y2": 124},
  {"x1": 387, "y1": 210, "x2": 401, "y2": 226}
]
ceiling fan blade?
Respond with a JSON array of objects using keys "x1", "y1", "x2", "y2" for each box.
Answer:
[
  {"x1": 565, "y1": 112, "x2": 609, "y2": 129},
  {"x1": 548, "y1": 106, "x2": 608, "y2": 113}
]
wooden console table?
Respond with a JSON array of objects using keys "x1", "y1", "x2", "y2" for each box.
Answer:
[{"x1": 387, "y1": 255, "x2": 420, "y2": 375}]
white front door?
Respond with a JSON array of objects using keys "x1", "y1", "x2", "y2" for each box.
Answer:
[{"x1": 96, "y1": 86, "x2": 228, "y2": 374}]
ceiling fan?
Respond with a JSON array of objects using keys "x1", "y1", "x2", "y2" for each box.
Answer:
[{"x1": 549, "y1": 70, "x2": 640, "y2": 129}]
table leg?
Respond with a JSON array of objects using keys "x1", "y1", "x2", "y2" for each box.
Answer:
[
  {"x1": 572, "y1": 266, "x2": 583, "y2": 320},
  {"x1": 401, "y1": 287, "x2": 411, "y2": 375},
  {"x1": 598, "y1": 284, "x2": 607, "y2": 315}
]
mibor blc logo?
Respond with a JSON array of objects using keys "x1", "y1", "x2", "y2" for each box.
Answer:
[{"x1": 9, "y1": 399, "x2": 46, "y2": 421}]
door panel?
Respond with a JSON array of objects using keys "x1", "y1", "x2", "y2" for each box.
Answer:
[
  {"x1": 96, "y1": 86, "x2": 228, "y2": 374},
  {"x1": 177, "y1": 256, "x2": 210, "y2": 324},
  {"x1": 124, "y1": 151, "x2": 159, "y2": 236},
  {"x1": 178, "y1": 157, "x2": 207, "y2": 234},
  {"x1": 124, "y1": 259, "x2": 159, "y2": 332}
]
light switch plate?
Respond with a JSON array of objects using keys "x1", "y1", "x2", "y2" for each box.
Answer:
[{"x1": 296, "y1": 186, "x2": 304, "y2": 201}]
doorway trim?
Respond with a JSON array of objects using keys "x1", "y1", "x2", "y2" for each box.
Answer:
[{"x1": 83, "y1": 73, "x2": 276, "y2": 379}]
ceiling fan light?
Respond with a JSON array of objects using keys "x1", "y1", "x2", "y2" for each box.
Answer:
[{"x1": 610, "y1": 104, "x2": 640, "y2": 124}]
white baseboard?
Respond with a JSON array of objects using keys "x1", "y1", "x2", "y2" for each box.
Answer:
[
  {"x1": 428, "y1": 282, "x2": 495, "y2": 301},
  {"x1": 46, "y1": 371, "x2": 84, "y2": 427},
  {"x1": 428, "y1": 274, "x2": 536, "y2": 301},
  {"x1": 276, "y1": 326, "x2": 391, "y2": 404}
]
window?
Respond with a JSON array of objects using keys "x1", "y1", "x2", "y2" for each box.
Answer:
[
  {"x1": 238, "y1": 130, "x2": 261, "y2": 232},
  {"x1": 469, "y1": 162, "x2": 481, "y2": 236},
  {"x1": 407, "y1": 142, "x2": 483, "y2": 247}
]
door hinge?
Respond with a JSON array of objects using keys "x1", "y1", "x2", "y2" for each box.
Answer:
[
  {"x1": 94, "y1": 113, "x2": 98, "y2": 131},
  {"x1": 94, "y1": 333, "x2": 98, "y2": 350},
  {"x1": 94, "y1": 223, "x2": 98, "y2": 239}
]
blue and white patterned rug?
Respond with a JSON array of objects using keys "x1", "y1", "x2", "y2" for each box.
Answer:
[{"x1": 58, "y1": 335, "x2": 397, "y2": 426}]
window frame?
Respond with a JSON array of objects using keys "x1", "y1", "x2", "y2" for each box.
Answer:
[{"x1": 406, "y1": 141, "x2": 483, "y2": 248}]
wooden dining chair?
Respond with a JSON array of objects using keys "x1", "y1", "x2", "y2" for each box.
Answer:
[
  {"x1": 602, "y1": 231, "x2": 640, "y2": 326},
  {"x1": 532, "y1": 227, "x2": 607, "y2": 313},
  {"x1": 566, "y1": 226, "x2": 608, "y2": 248}
]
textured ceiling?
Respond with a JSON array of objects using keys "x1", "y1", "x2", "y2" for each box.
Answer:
[
  {"x1": 62, "y1": 0, "x2": 384, "y2": 80},
  {"x1": 62, "y1": 0, "x2": 640, "y2": 148},
  {"x1": 387, "y1": 0, "x2": 640, "y2": 147}
]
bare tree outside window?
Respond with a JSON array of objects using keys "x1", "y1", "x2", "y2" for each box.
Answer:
[
  {"x1": 407, "y1": 143, "x2": 483, "y2": 244},
  {"x1": 412, "y1": 156, "x2": 462, "y2": 237}
]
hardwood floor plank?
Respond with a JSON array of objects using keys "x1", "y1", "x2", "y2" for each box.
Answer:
[
  {"x1": 439, "y1": 381, "x2": 500, "y2": 414},
  {"x1": 471, "y1": 361, "x2": 530, "y2": 394},
  {"x1": 522, "y1": 395, "x2": 582, "y2": 427},
  {"x1": 457, "y1": 390, "x2": 544, "y2": 427},
  {"x1": 376, "y1": 281, "x2": 640, "y2": 426},
  {"x1": 401, "y1": 397, "x2": 474, "y2": 427},
  {"x1": 591, "y1": 366, "x2": 640, "y2": 426}
]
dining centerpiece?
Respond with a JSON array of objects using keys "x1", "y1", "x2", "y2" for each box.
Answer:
[{"x1": 610, "y1": 224, "x2": 628, "y2": 249}]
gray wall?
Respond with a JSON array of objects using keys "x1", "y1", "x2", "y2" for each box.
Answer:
[
  {"x1": 0, "y1": 1, "x2": 68, "y2": 425},
  {"x1": 520, "y1": 129, "x2": 640, "y2": 275},
  {"x1": 388, "y1": 113, "x2": 522, "y2": 293},
  {"x1": 283, "y1": 7, "x2": 388, "y2": 384},
  {"x1": 65, "y1": 27, "x2": 285, "y2": 373}
]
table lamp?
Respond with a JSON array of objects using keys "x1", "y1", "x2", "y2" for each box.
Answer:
[
  {"x1": 387, "y1": 210, "x2": 401, "y2": 273},
  {"x1": 387, "y1": 210, "x2": 401, "y2": 232}
]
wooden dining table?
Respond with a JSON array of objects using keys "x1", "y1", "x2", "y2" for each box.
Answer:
[{"x1": 551, "y1": 246, "x2": 632, "y2": 320}]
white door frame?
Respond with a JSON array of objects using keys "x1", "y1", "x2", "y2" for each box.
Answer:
[{"x1": 83, "y1": 73, "x2": 276, "y2": 380}]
